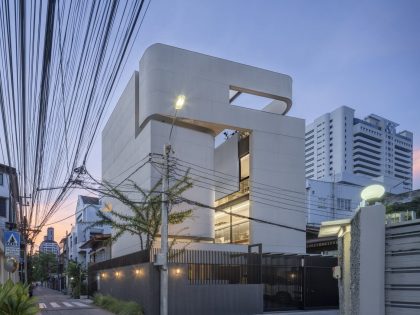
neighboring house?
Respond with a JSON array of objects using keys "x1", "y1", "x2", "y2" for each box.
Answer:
[
  {"x1": 79, "y1": 234, "x2": 111, "y2": 264},
  {"x1": 0, "y1": 164, "x2": 19, "y2": 230},
  {"x1": 39, "y1": 227, "x2": 60, "y2": 256},
  {"x1": 59, "y1": 232, "x2": 70, "y2": 291},
  {"x1": 305, "y1": 173, "x2": 401, "y2": 224},
  {"x1": 383, "y1": 189, "x2": 420, "y2": 224},
  {"x1": 0, "y1": 164, "x2": 19, "y2": 284},
  {"x1": 68, "y1": 196, "x2": 111, "y2": 270},
  {"x1": 305, "y1": 106, "x2": 413, "y2": 193},
  {"x1": 102, "y1": 43, "x2": 306, "y2": 256}
]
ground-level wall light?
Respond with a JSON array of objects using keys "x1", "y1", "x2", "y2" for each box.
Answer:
[
  {"x1": 101, "y1": 272, "x2": 107, "y2": 278},
  {"x1": 175, "y1": 268, "x2": 181, "y2": 275},
  {"x1": 115, "y1": 271, "x2": 121, "y2": 277}
]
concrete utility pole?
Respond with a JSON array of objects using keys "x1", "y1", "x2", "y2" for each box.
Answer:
[
  {"x1": 160, "y1": 143, "x2": 171, "y2": 315},
  {"x1": 158, "y1": 94, "x2": 185, "y2": 315}
]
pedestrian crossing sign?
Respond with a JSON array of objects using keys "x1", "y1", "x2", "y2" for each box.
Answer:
[{"x1": 4, "y1": 231, "x2": 20, "y2": 259}]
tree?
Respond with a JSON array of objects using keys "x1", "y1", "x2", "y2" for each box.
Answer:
[
  {"x1": 31, "y1": 252, "x2": 57, "y2": 283},
  {"x1": 385, "y1": 196, "x2": 420, "y2": 218},
  {"x1": 92, "y1": 169, "x2": 194, "y2": 251},
  {"x1": 66, "y1": 261, "x2": 86, "y2": 298}
]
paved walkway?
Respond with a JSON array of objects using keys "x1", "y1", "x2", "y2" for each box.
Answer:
[
  {"x1": 258, "y1": 310, "x2": 339, "y2": 315},
  {"x1": 34, "y1": 286, "x2": 113, "y2": 315}
]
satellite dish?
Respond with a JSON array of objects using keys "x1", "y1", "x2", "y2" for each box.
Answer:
[
  {"x1": 4, "y1": 257, "x2": 18, "y2": 273},
  {"x1": 102, "y1": 202, "x2": 113, "y2": 212},
  {"x1": 361, "y1": 184, "x2": 385, "y2": 202}
]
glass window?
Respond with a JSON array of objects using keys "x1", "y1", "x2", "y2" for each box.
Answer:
[
  {"x1": 318, "y1": 197, "x2": 327, "y2": 209},
  {"x1": 0, "y1": 198, "x2": 6, "y2": 217},
  {"x1": 0, "y1": 173, "x2": 3, "y2": 186},
  {"x1": 215, "y1": 200, "x2": 249, "y2": 244},
  {"x1": 240, "y1": 154, "x2": 249, "y2": 180}
]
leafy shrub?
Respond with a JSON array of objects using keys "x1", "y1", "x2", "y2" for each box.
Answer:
[
  {"x1": 93, "y1": 294, "x2": 143, "y2": 315},
  {"x1": 80, "y1": 282, "x2": 88, "y2": 295},
  {"x1": 0, "y1": 280, "x2": 38, "y2": 315}
]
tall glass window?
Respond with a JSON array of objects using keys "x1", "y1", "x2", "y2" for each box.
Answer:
[{"x1": 215, "y1": 200, "x2": 249, "y2": 244}]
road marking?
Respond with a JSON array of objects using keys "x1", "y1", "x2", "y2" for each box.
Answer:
[
  {"x1": 50, "y1": 302, "x2": 60, "y2": 308},
  {"x1": 62, "y1": 302, "x2": 73, "y2": 307},
  {"x1": 39, "y1": 303, "x2": 46, "y2": 309},
  {"x1": 72, "y1": 301, "x2": 87, "y2": 307}
]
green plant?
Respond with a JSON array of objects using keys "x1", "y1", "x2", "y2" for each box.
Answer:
[
  {"x1": 66, "y1": 261, "x2": 86, "y2": 298},
  {"x1": 92, "y1": 169, "x2": 194, "y2": 251},
  {"x1": 80, "y1": 282, "x2": 88, "y2": 295},
  {"x1": 0, "y1": 280, "x2": 38, "y2": 315},
  {"x1": 93, "y1": 294, "x2": 143, "y2": 315},
  {"x1": 30, "y1": 252, "x2": 58, "y2": 283}
]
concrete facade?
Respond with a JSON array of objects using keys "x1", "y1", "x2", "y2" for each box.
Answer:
[
  {"x1": 102, "y1": 44, "x2": 306, "y2": 256},
  {"x1": 306, "y1": 173, "x2": 398, "y2": 224},
  {"x1": 321, "y1": 204, "x2": 385, "y2": 315}
]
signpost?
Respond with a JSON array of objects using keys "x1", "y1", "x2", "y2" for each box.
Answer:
[{"x1": 4, "y1": 231, "x2": 20, "y2": 259}]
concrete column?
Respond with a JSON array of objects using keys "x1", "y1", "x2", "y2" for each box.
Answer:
[
  {"x1": 338, "y1": 204, "x2": 385, "y2": 315},
  {"x1": 358, "y1": 205, "x2": 385, "y2": 315}
]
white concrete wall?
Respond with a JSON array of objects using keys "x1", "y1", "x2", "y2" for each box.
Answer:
[
  {"x1": 214, "y1": 134, "x2": 239, "y2": 200},
  {"x1": 250, "y1": 124, "x2": 306, "y2": 253},
  {"x1": 336, "y1": 205, "x2": 385, "y2": 315},
  {"x1": 306, "y1": 179, "x2": 362, "y2": 224},
  {"x1": 358, "y1": 205, "x2": 385, "y2": 315}
]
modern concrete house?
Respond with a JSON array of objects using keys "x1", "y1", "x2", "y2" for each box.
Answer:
[{"x1": 102, "y1": 43, "x2": 307, "y2": 256}]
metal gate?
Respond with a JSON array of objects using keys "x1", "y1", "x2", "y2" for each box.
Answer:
[{"x1": 385, "y1": 219, "x2": 420, "y2": 314}]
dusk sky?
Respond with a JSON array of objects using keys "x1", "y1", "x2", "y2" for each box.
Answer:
[{"x1": 45, "y1": 0, "x2": 420, "y2": 244}]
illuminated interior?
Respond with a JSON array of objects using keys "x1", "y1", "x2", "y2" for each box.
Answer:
[{"x1": 215, "y1": 200, "x2": 250, "y2": 244}]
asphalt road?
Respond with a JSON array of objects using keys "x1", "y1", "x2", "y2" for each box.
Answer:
[{"x1": 34, "y1": 286, "x2": 113, "y2": 315}]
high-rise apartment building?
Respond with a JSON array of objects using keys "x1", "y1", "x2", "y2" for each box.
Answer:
[
  {"x1": 39, "y1": 227, "x2": 60, "y2": 256},
  {"x1": 305, "y1": 106, "x2": 413, "y2": 192}
]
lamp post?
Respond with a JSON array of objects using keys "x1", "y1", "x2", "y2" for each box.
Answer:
[
  {"x1": 159, "y1": 95, "x2": 185, "y2": 315},
  {"x1": 360, "y1": 184, "x2": 385, "y2": 206}
]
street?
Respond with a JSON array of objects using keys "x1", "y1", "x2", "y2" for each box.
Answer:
[{"x1": 34, "y1": 286, "x2": 112, "y2": 315}]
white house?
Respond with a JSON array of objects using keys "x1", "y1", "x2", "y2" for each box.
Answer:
[
  {"x1": 0, "y1": 164, "x2": 19, "y2": 283},
  {"x1": 68, "y1": 195, "x2": 111, "y2": 270},
  {"x1": 102, "y1": 44, "x2": 307, "y2": 256}
]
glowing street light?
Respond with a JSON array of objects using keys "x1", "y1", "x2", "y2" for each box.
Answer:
[
  {"x1": 174, "y1": 95, "x2": 186, "y2": 110},
  {"x1": 361, "y1": 184, "x2": 385, "y2": 203}
]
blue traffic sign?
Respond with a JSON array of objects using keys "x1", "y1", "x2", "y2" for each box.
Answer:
[{"x1": 4, "y1": 231, "x2": 20, "y2": 259}]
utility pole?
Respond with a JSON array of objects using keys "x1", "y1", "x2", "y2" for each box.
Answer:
[
  {"x1": 159, "y1": 144, "x2": 170, "y2": 315},
  {"x1": 157, "y1": 94, "x2": 184, "y2": 315}
]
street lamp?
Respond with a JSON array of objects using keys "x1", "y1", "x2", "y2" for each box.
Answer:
[
  {"x1": 158, "y1": 94, "x2": 185, "y2": 315},
  {"x1": 361, "y1": 184, "x2": 385, "y2": 206},
  {"x1": 169, "y1": 95, "x2": 186, "y2": 141},
  {"x1": 174, "y1": 95, "x2": 185, "y2": 110}
]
